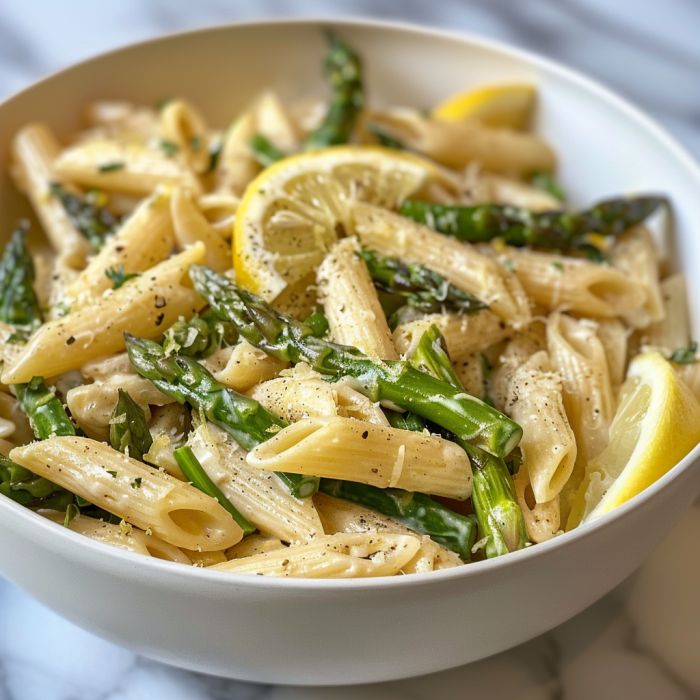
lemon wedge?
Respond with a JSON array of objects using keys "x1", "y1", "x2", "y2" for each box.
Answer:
[
  {"x1": 233, "y1": 145, "x2": 456, "y2": 309},
  {"x1": 568, "y1": 352, "x2": 700, "y2": 527},
  {"x1": 433, "y1": 83, "x2": 536, "y2": 129}
]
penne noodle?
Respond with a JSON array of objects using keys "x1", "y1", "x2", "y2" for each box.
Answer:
[
  {"x1": 11, "y1": 437, "x2": 243, "y2": 551},
  {"x1": 170, "y1": 187, "x2": 230, "y2": 271},
  {"x1": 547, "y1": 312, "x2": 615, "y2": 464},
  {"x1": 201, "y1": 341, "x2": 289, "y2": 392},
  {"x1": 314, "y1": 493, "x2": 461, "y2": 572},
  {"x1": 368, "y1": 108, "x2": 556, "y2": 175},
  {"x1": 497, "y1": 246, "x2": 645, "y2": 319},
  {"x1": 188, "y1": 422, "x2": 323, "y2": 543},
  {"x1": 317, "y1": 237, "x2": 398, "y2": 359},
  {"x1": 595, "y1": 319, "x2": 629, "y2": 391},
  {"x1": 226, "y1": 534, "x2": 284, "y2": 559},
  {"x1": 513, "y1": 467, "x2": 561, "y2": 544},
  {"x1": 642, "y1": 273, "x2": 690, "y2": 352},
  {"x1": 502, "y1": 350, "x2": 577, "y2": 503},
  {"x1": 247, "y1": 416, "x2": 473, "y2": 500},
  {"x1": 210, "y1": 532, "x2": 421, "y2": 578},
  {"x1": 216, "y1": 111, "x2": 261, "y2": 195},
  {"x1": 64, "y1": 188, "x2": 175, "y2": 308},
  {"x1": 11, "y1": 123, "x2": 90, "y2": 268},
  {"x1": 159, "y1": 99, "x2": 210, "y2": 173},
  {"x1": 611, "y1": 226, "x2": 664, "y2": 328},
  {"x1": 2, "y1": 244, "x2": 205, "y2": 384},
  {"x1": 392, "y1": 311, "x2": 510, "y2": 363},
  {"x1": 353, "y1": 203, "x2": 531, "y2": 325},
  {"x1": 41, "y1": 510, "x2": 192, "y2": 563},
  {"x1": 53, "y1": 138, "x2": 201, "y2": 195}
]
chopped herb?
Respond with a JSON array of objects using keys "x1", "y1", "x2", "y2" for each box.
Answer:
[
  {"x1": 97, "y1": 161, "x2": 125, "y2": 173},
  {"x1": 105, "y1": 265, "x2": 140, "y2": 290},
  {"x1": 249, "y1": 134, "x2": 285, "y2": 167},
  {"x1": 551, "y1": 261, "x2": 564, "y2": 272},
  {"x1": 106, "y1": 470, "x2": 118, "y2": 478},
  {"x1": 367, "y1": 124, "x2": 405, "y2": 150},
  {"x1": 63, "y1": 503, "x2": 80, "y2": 527},
  {"x1": 190, "y1": 135, "x2": 202, "y2": 151},
  {"x1": 158, "y1": 139, "x2": 179, "y2": 157},
  {"x1": 669, "y1": 342, "x2": 697, "y2": 364},
  {"x1": 130, "y1": 477, "x2": 143, "y2": 489},
  {"x1": 206, "y1": 136, "x2": 223, "y2": 174},
  {"x1": 529, "y1": 171, "x2": 566, "y2": 202}
]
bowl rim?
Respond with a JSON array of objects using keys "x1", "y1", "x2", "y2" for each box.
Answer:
[{"x1": 2, "y1": 15, "x2": 699, "y2": 591}]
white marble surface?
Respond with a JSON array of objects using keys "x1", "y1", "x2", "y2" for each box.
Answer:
[{"x1": 0, "y1": 1, "x2": 699, "y2": 698}]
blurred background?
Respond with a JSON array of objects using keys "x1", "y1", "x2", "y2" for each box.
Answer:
[{"x1": 1, "y1": 0, "x2": 699, "y2": 155}]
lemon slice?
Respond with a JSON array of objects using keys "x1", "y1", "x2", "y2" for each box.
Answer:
[
  {"x1": 568, "y1": 352, "x2": 700, "y2": 527},
  {"x1": 433, "y1": 83, "x2": 536, "y2": 129},
  {"x1": 233, "y1": 145, "x2": 456, "y2": 304}
]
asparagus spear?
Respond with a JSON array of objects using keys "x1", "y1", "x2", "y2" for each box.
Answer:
[
  {"x1": 320, "y1": 479, "x2": 478, "y2": 560},
  {"x1": 174, "y1": 445, "x2": 256, "y2": 535},
  {"x1": 399, "y1": 195, "x2": 666, "y2": 251},
  {"x1": 109, "y1": 389, "x2": 153, "y2": 462},
  {"x1": 358, "y1": 248, "x2": 487, "y2": 316},
  {"x1": 13, "y1": 377, "x2": 77, "y2": 439},
  {"x1": 49, "y1": 182, "x2": 119, "y2": 252},
  {"x1": 0, "y1": 222, "x2": 42, "y2": 331},
  {"x1": 408, "y1": 324, "x2": 528, "y2": 558},
  {"x1": 125, "y1": 335, "x2": 319, "y2": 498},
  {"x1": 163, "y1": 309, "x2": 239, "y2": 358},
  {"x1": 189, "y1": 266, "x2": 522, "y2": 457},
  {"x1": 249, "y1": 134, "x2": 285, "y2": 167},
  {"x1": 305, "y1": 33, "x2": 364, "y2": 149}
]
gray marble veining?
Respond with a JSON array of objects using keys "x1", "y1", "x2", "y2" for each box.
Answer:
[{"x1": 0, "y1": 1, "x2": 698, "y2": 698}]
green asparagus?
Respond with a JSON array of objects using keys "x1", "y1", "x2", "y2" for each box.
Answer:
[
  {"x1": 358, "y1": 248, "x2": 487, "y2": 316},
  {"x1": 399, "y1": 195, "x2": 666, "y2": 252},
  {"x1": 174, "y1": 445, "x2": 255, "y2": 535},
  {"x1": 302, "y1": 308, "x2": 330, "y2": 338},
  {"x1": 109, "y1": 389, "x2": 153, "y2": 461},
  {"x1": 0, "y1": 222, "x2": 42, "y2": 330},
  {"x1": 163, "y1": 309, "x2": 239, "y2": 358},
  {"x1": 105, "y1": 265, "x2": 140, "y2": 290},
  {"x1": 13, "y1": 377, "x2": 77, "y2": 440},
  {"x1": 0, "y1": 453, "x2": 68, "y2": 506},
  {"x1": 320, "y1": 479, "x2": 478, "y2": 560},
  {"x1": 249, "y1": 134, "x2": 285, "y2": 167},
  {"x1": 366, "y1": 124, "x2": 406, "y2": 150},
  {"x1": 305, "y1": 33, "x2": 364, "y2": 149},
  {"x1": 49, "y1": 182, "x2": 119, "y2": 252},
  {"x1": 125, "y1": 334, "x2": 319, "y2": 498},
  {"x1": 189, "y1": 266, "x2": 522, "y2": 457},
  {"x1": 407, "y1": 325, "x2": 528, "y2": 557}
]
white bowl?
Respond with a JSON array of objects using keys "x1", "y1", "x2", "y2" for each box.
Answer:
[{"x1": 1, "y1": 18, "x2": 699, "y2": 686}]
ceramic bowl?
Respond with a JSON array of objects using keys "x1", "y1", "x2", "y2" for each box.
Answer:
[{"x1": 0, "y1": 18, "x2": 699, "y2": 686}]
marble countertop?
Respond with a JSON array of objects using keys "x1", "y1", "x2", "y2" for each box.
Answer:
[{"x1": 1, "y1": 1, "x2": 699, "y2": 698}]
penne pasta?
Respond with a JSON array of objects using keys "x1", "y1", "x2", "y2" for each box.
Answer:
[
  {"x1": 611, "y1": 226, "x2": 664, "y2": 328},
  {"x1": 11, "y1": 123, "x2": 90, "y2": 268},
  {"x1": 201, "y1": 341, "x2": 289, "y2": 392},
  {"x1": 2, "y1": 244, "x2": 205, "y2": 384},
  {"x1": 53, "y1": 138, "x2": 201, "y2": 195},
  {"x1": 502, "y1": 350, "x2": 577, "y2": 503},
  {"x1": 317, "y1": 237, "x2": 398, "y2": 359},
  {"x1": 170, "y1": 187, "x2": 230, "y2": 271},
  {"x1": 546, "y1": 312, "x2": 615, "y2": 464},
  {"x1": 353, "y1": 203, "x2": 531, "y2": 325},
  {"x1": 210, "y1": 532, "x2": 421, "y2": 578},
  {"x1": 513, "y1": 467, "x2": 561, "y2": 544},
  {"x1": 188, "y1": 422, "x2": 323, "y2": 543},
  {"x1": 226, "y1": 533, "x2": 284, "y2": 559},
  {"x1": 159, "y1": 99, "x2": 210, "y2": 174},
  {"x1": 11, "y1": 437, "x2": 243, "y2": 551},
  {"x1": 392, "y1": 311, "x2": 510, "y2": 363},
  {"x1": 498, "y1": 246, "x2": 645, "y2": 319},
  {"x1": 247, "y1": 416, "x2": 473, "y2": 500},
  {"x1": 64, "y1": 188, "x2": 175, "y2": 308},
  {"x1": 642, "y1": 273, "x2": 690, "y2": 352},
  {"x1": 41, "y1": 510, "x2": 192, "y2": 563},
  {"x1": 368, "y1": 108, "x2": 556, "y2": 175}
]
